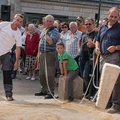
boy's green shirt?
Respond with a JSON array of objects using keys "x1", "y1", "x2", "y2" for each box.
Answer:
[{"x1": 58, "y1": 51, "x2": 78, "y2": 70}]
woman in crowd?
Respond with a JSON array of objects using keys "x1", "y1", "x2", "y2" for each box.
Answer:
[
  {"x1": 24, "y1": 24, "x2": 40, "y2": 80},
  {"x1": 60, "y1": 22, "x2": 70, "y2": 48}
]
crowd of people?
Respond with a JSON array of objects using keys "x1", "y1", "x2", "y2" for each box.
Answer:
[{"x1": 0, "y1": 6, "x2": 120, "y2": 114}]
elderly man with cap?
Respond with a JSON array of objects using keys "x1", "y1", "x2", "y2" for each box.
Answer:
[{"x1": 35, "y1": 14, "x2": 59, "y2": 99}]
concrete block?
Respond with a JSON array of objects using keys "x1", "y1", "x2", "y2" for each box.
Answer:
[
  {"x1": 96, "y1": 63, "x2": 120, "y2": 109},
  {"x1": 58, "y1": 75, "x2": 83, "y2": 100},
  {"x1": 58, "y1": 77, "x2": 66, "y2": 100}
]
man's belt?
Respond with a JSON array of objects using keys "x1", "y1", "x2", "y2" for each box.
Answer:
[
  {"x1": 101, "y1": 51, "x2": 119, "y2": 56},
  {"x1": 40, "y1": 50, "x2": 54, "y2": 53}
]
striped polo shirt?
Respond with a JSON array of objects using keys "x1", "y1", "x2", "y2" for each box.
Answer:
[{"x1": 39, "y1": 27, "x2": 59, "y2": 52}]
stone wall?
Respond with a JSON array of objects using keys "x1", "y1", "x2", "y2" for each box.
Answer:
[
  {"x1": 9, "y1": 0, "x2": 21, "y2": 17},
  {"x1": 20, "y1": 0, "x2": 111, "y2": 20},
  {"x1": 0, "y1": 0, "x2": 119, "y2": 21}
]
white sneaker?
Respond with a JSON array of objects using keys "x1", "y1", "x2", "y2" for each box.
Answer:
[
  {"x1": 31, "y1": 77, "x2": 36, "y2": 81},
  {"x1": 26, "y1": 76, "x2": 31, "y2": 80}
]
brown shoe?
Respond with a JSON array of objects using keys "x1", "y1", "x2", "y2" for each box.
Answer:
[{"x1": 6, "y1": 96, "x2": 14, "y2": 101}]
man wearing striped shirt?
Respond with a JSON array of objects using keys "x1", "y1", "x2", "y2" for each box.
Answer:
[{"x1": 35, "y1": 14, "x2": 59, "y2": 99}]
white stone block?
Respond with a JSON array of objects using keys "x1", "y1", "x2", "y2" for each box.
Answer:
[
  {"x1": 96, "y1": 63, "x2": 120, "y2": 109},
  {"x1": 58, "y1": 75, "x2": 83, "y2": 100}
]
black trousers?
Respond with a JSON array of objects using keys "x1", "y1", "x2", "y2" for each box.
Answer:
[
  {"x1": 100, "y1": 52, "x2": 120, "y2": 110},
  {"x1": 0, "y1": 52, "x2": 13, "y2": 96}
]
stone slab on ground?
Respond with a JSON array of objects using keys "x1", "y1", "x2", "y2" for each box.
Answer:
[{"x1": 96, "y1": 63, "x2": 120, "y2": 109}]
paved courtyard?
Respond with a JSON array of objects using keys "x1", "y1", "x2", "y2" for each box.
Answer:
[{"x1": 0, "y1": 70, "x2": 120, "y2": 120}]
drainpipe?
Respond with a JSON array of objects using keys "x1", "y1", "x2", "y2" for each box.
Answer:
[
  {"x1": 97, "y1": 0, "x2": 102, "y2": 27},
  {"x1": 95, "y1": 0, "x2": 102, "y2": 91}
]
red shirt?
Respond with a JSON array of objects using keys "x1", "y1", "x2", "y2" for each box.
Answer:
[{"x1": 24, "y1": 32, "x2": 40, "y2": 56}]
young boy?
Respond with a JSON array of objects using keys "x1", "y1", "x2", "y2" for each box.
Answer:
[{"x1": 56, "y1": 41, "x2": 79, "y2": 101}]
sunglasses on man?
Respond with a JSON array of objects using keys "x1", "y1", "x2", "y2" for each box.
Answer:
[
  {"x1": 85, "y1": 23, "x2": 92, "y2": 26},
  {"x1": 76, "y1": 19, "x2": 82, "y2": 23}
]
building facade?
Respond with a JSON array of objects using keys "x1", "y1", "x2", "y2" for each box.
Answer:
[{"x1": 0, "y1": 0, "x2": 120, "y2": 23}]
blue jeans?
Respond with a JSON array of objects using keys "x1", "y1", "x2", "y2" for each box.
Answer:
[{"x1": 79, "y1": 57, "x2": 92, "y2": 93}]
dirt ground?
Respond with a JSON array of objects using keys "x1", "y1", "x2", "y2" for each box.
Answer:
[
  {"x1": 0, "y1": 71, "x2": 120, "y2": 120},
  {"x1": 0, "y1": 99, "x2": 120, "y2": 120}
]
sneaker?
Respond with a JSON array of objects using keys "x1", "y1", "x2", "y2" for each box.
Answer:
[
  {"x1": 107, "y1": 107, "x2": 120, "y2": 114},
  {"x1": 6, "y1": 96, "x2": 14, "y2": 101},
  {"x1": 11, "y1": 74, "x2": 16, "y2": 79},
  {"x1": 31, "y1": 77, "x2": 36, "y2": 81},
  {"x1": 44, "y1": 94, "x2": 53, "y2": 99},
  {"x1": 26, "y1": 76, "x2": 31, "y2": 80},
  {"x1": 6, "y1": 95, "x2": 14, "y2": 101}
]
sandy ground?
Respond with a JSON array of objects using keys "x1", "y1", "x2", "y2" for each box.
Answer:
[{"x1": 0, "y1": 70, "x2": 120, "y2": 120}]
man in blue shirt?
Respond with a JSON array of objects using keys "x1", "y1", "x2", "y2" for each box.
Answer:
[
  {"x1": 96, "y1": 7, "x2": 120, "y2": 114},
  {"x1": 35, "y1": 15, "x2": 59, "y2": 99}
]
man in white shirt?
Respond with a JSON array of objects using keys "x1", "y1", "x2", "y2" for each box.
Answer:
[{"x1": 0, "y1": 13, "x2": 23, "y2": 101}]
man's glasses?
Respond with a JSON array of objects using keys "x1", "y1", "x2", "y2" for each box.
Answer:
[
  {"x1": 62, "y1": 26, "x2": 67, "y2": 28},
  {"x1": 85, "y1": 23, "x2": 92, "y2": 26},
  {"x1": 76, "y1": 19, "x2": 82, "y2": 23}
]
